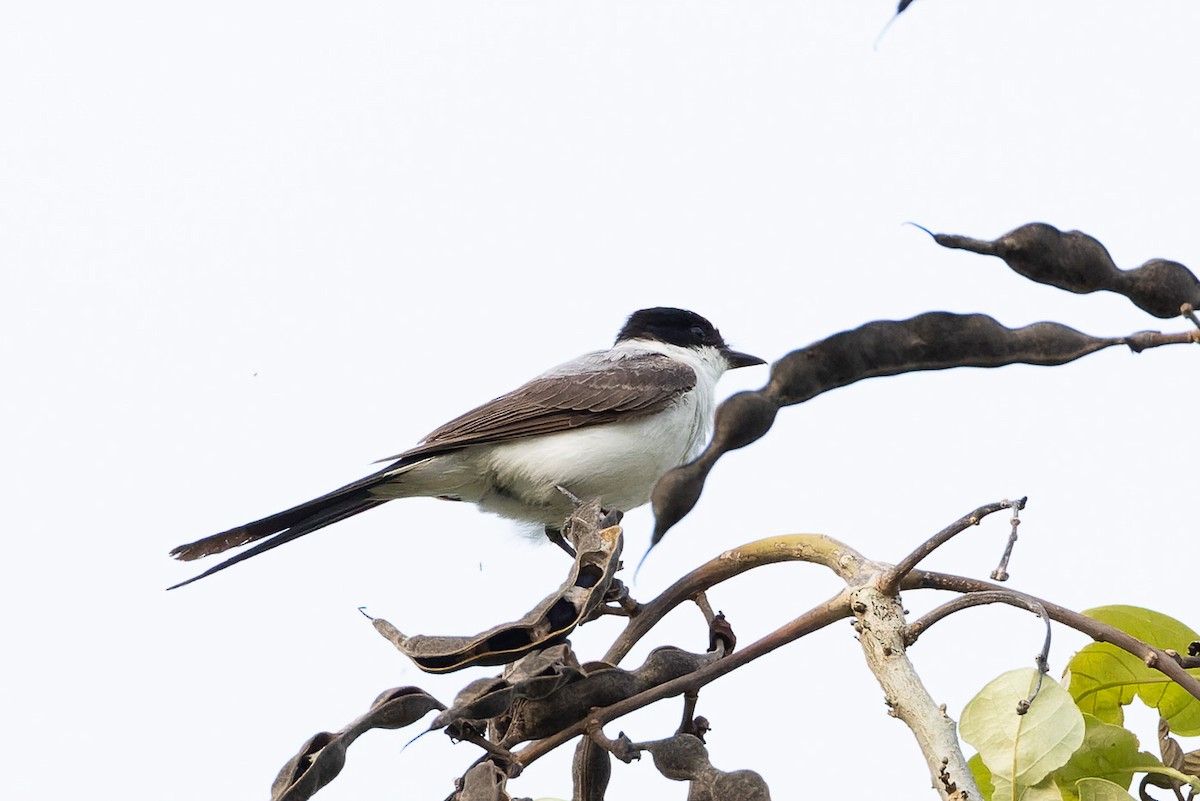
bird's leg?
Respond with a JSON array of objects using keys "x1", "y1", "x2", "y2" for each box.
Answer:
[
  {"x1": 547, "y1": 484, "x2": 592, "y2": 557},
  {"x1": 554, "y1": 484, "x2": 585, "y2": 507},
  {"x1": 555, "y1": 483, "x2": 624, "y2": 528},
  {"x1": 542, "y1": 526, "x2": 577, "y2": 558}
]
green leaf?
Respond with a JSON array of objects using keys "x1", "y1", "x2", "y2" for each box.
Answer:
[
  {"x1": 991, "y1": 774, "x2": 1063, "y2": 801},
  {"x1": 1075, "y1": 778, "x2": 1135, "y2": 801},
  {"x1": 1063, "y1": 644, "x2": 1143, "y2": 727},
  {"x1": 968, "y1": 752, "x2": 995, "y2": 801},
  {"x1": 1083, "y1": 607, "x2": 1199, "y2": 647},
  {"x1": 1050, "y1": 715, "x2": 1153, "y2": 801},
  {"x1": 1070, "y1": 606, "x2": 1200, "y2": 736},
  {"x1": 962, "y1": 668, "x2": 1086, "y2": 801}
]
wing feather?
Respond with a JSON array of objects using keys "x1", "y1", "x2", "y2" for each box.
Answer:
[{"x1": 377, "y1": 351, "x2": 696, "y2": 462}]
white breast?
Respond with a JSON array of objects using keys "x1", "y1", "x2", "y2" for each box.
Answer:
[{"x1": 474, "y1": 341, "x2": 727, "y2": 526}]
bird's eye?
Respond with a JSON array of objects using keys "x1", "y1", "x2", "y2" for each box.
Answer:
[{"x1": 690, "y1": 325, "x2": 706, "y2": 339}]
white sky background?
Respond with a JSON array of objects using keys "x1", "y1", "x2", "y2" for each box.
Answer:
[{"x1": 3, "y1": 1, "x2": 1197, "y2": 799}]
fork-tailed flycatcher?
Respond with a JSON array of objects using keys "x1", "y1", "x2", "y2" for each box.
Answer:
[{"x1": 167, "y1": 307, "x2": 764, "y2": 589}]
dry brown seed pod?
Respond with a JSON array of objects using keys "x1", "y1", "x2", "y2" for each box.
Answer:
[
  {"x1": 638, "y1": 732, "x2": 772, "y2": 800},
  {"x1": 572, "y1": 737, "x2": 613, "y2": 801},
  {"x1": 372, "y1": 510, "x2": 622, "y2": 673},
  {"x1": 651, "y1": 311, "x2": 1134, "y2": 547},
  {"x1": 269, "y1": 687, "x2": 445, "y2": 801},
  {"x1": 930, "y1": 222, "x2": 1200, "y2": 319},
  {"x1": 501, "y1": 647, "x2": 719, "y2": 745},
  {"x1": 455, "y1": 761, "x2": 511, "y2": 801}
]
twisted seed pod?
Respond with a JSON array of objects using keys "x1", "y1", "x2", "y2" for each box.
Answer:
[
  {"x1": 499, "y1": 646, "x2": 719, "y2": 746},
  {"x1": 637, "y1": 733, "x2": 771, "y2": 800},
  {"x1": 931, "y1": 222, "x2": 1200, "y2": 319},
  {"x1": 372, "y1": 505, "x2": 622, "y2": 673},
  {"x1": 650, "y1": 312, "x2": 1144, "y2": 547},
  {"x1": 270, "y1": 687, "x2": 446, "y2": 801},
  {"x1": 456, "y1": 762, "x2": 510, "y2": 801},
  {"x1": 572, "y1": 737, "x2": 612, "y2": 801}
]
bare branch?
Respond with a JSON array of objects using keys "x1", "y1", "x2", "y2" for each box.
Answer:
[
  {"x1": 904, "y1": 589, "x2": 1052, "y2": 712},
  {"x1": 905, "y1": 590, "x2": 1048, "y2": 651},
  {"x1": 990, "y1": 501, "x2": 1023, "y2": 581},
  {"x1": 851, "y1": 582, "x2": 979, "y2": 801},
  {"x1": 882, "y1": 498, "x2": 1024, "y2": 594},
  {"x1": 912, "y1": 571, "x2": 1200, "y2": 702},
  {"x1": 605, "y1": 534, "x2": 870, "y2": 664}
]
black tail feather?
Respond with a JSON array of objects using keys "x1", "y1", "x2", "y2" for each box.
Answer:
[
  {"x1": 169, "y1": 459, "x2": 417, "y2": 562},
  {"x1": 169, "y1": 492, "x2": 366, "y2": 562},
  {"x1": 167, "y1": 497, "x2": 388, "y2": 590}
]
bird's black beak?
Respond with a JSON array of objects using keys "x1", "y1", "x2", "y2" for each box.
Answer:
[{"x1": 722, "y1": 348, "x2": 767, "y2": 369}]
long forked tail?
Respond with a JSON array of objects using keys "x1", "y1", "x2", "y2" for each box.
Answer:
[{"x1": 167, "y1": 465, "x2": 407, "y2": 589}]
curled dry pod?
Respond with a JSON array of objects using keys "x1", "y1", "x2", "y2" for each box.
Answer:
[
  {"x1": 270, "y1": 731, "x2": 344, "y2": 801},
  {"x1": 502, "y1": 642, "x2": 578, "y2": 684},
  {"x1": 456, "y1": 761, "x2": 510, "y2": 801},
  {"x1": 270, "y1": 687, "x2": 445, "y2": 801},
  {"x1": 438, "y1": 677, "x2": 517, "y2": 729},
  {"x1": 372, "y1": 506, "x2": 622, "y2": 673},
  {"x1": 931, "y1": 222, "x2": 1200, "y2": 318},
  {"x1": 641, "y1": 732, "x2": 710, "y2": 781},
  {"x1": 432, "y1": 647, "x2": 586, "y2": 739},
  {"x1": 572, "y1": 737, "x2": 613, "y2": 801},
  {"x1": 651, "y1": 311, "x2": 1132, "y2": 547},
  {"x1": 638, "y1": 733, "x2": 771, "y2": 800},
  {"x1": 501, "y1": 646, "x2": 719, "y2": 746}
]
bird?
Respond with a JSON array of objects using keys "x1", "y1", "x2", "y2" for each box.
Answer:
[{"x1": 167, "y1": 307, "x2": 764, "y2": 589}]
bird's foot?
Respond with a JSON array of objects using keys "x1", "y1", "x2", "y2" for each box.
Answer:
[{"x1": 543, "y1": 526, "x2": 577, "y2": 558}]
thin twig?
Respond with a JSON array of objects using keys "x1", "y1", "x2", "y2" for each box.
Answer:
[
  {"x1": 692, "y1": 591, "x2": 716, "y2": 624},
  {"x1": 455, "y1": 727, "x2": 519, "y2": 767},
  {"x1": 906, "y1": 590, "x2": 1046, "y2": 650},
  {"x1": 1124, "y1": 328, "x2": 1200, "y2": 353},
  {"x1": 1182, "y1": 302, "x2": 1200, "y2": 331},
  {"x1": 911, "y1": 571, "x2": 1200, "y2": 702},
  {"x1": 991, "y1": 499, "x2": 1026, "y2": 581},
  {"x1": 905, "y1": 589, "x2": 1051, "y2": 712},
  {"x1": 677, "y1": 690, "x2": 700, "y2": 736},
  {"x1": 604, "y1": 533, "x2": 870, "y2": 664},
  {"x1": 882, "y1": 499, "x2": 1023, "y2": 594},
  {"x1": 584, "y1": 720, "x2": 639, "y2": 763}
]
